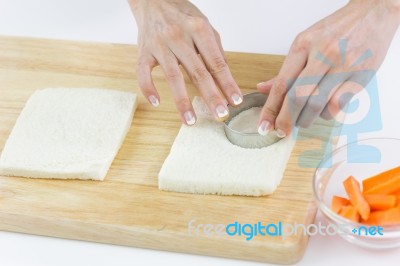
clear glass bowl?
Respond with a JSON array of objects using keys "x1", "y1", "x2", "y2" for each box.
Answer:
[{"x1": 313, "y1": 138, "x2": 400, "y2": 249}]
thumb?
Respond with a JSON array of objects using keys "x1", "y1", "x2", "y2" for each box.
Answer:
[{"x1": 257, "y1": 77, "x2": 276, "y2": 94}]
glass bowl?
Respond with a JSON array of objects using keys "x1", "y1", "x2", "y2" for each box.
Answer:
[{"x1": 313, "y1": 138, "x2": 400, "y2": 249}]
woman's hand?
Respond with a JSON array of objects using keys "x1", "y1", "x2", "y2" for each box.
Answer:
[
  {"x1": 257, "y1": 0, "x2": 400, "y2": 137},
  {"x1": 129, "y1": 0, "x2": 243, "y2": 125}
]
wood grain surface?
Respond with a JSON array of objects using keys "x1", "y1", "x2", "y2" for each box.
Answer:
[{"x1": 0, "y1": 36, "x2": 338, "y2": 264}]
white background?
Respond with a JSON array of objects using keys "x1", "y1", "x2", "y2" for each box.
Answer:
[{"x1": 1, "y1": 0, "x2": 400, "y2": 265}]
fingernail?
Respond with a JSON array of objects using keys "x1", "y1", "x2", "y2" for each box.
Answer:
[
  {"x1": 184, "y1": 111, "x2": 196, "y2": 126},
  {"x1": 276, "y1": 128, "x2": 286, "y2": 138},
  {"x1": 148, "y1": 95, "x2": 159, "y2": 107},
  {"x1": 216, "y1": 105, "x2": 229, "y2": 119},
  {"x1": 257, "y1": 81, "x2": 266, "y2": 87},
  {"x1": 258, "y1": 120, "x2": 270, "y2": 136},
  {"x1": 231, "y1": 93, "x2": 243, "y2": 105}
]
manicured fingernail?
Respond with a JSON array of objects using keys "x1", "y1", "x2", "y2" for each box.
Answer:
[
  {"x1": 257, "y1": 81, "x2": 266, "y2": 87},
  {"x1": 148, "y1": 95, "x2": 159, "y2": 107},
  {"x1": 231, "y1": 93, "x2": 243, "y2": 105},
  {"x1": 184, "y1": 111, "x2": 196, "y2": 126},
  {"x1": 276, "y1": 128, "x2": 286, "y2": 138},
  {"x1": 258, "y1": 120, "x2": 270, "y2": 136},
  {"x1": 216, "y1": 105, "x2": 229, "y2": 119}
]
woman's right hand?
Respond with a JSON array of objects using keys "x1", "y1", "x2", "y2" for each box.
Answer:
[{"x1": 129, "y1": 0, "x2": 243, "y2": 125}]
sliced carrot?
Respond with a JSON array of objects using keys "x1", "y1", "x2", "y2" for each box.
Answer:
[
  {"x1": 331, "y1": 196, "x2": 349, "y2": 214},
  {"x1": 362, "y1": 166, "x2": 400, "y2": 195},
  {"x1": 363, "y1": 206, "x2": 400, "y2": 226},
  {"x1": 343, "y1": 176, "x2": 370, "y2": 220},
  {"x1": 362, "y1": 166, "x2": 400, "y2": 191},
  {"x1": 339, "y1": 205, "x2": 360, "y2": 222},
  {"x1": 395, "y1": 192, "x2": 400, "y2": 206},
  {"x1": 364, "y1": 194, "x2": 396, "y2": 211}
]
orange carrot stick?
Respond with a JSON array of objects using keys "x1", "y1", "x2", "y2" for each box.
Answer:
[
  {"x1": 395, "y1": 192, "x2": 400, "y2": 206},
  {"x1": 344, "y1": 176, "x2": 370, "y2": 220},
  {"x1": 364, "y1": 194, "x2": 396, "y2": 211},
  {"x1": 339, "y1": 205, "x2": 360, "y2": 223},
  {"x1": 362, "y1": 166, "x2": 400, "y2": 195},
  {"x1": 363, "y1": 206, "x2": 400, "y2": 226},
  {"x1": 331, "y1": 196, "x2": 349, "y2": 214}
]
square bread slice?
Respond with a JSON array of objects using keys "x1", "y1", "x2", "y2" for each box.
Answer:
[
  {"x1": 0, "y1": 88, "x2": 137, "y2": 181},
  {"x1": 158, "y1": 97, "x2": 296, "y2": 196}
]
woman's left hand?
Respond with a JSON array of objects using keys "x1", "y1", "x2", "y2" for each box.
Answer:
[{"x1": 257, "y1": 0, "x2": 400, "y2": 137}]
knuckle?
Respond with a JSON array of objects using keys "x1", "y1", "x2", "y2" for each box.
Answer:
[
  {"x1": 308, "y1": 98, "x2": 326, "y2": 112},
  {"x1": 321, "y1": 42, "x2": 338, "y2": 57},
  {"x1": 273, "y1": 78, "x2": 288, "y2": 96},
  {"x1": 165, "y1": 67, "x2": 182, "y2": 81},
  {"x1": 191, "y1": 67, "x2": 211, "y2": 84},
  {"x1": 329, "y1": 94, "x2": 343, "y2": 112},
  {"x1": 137, "y1": 77, "x2": 152, "y2": 93},
  {"x1": 137, "y1": 78, "x2": 152, "y2": 94},
  {"x1": 136, "y1": 63, "x2": 144, "y2": 74},
  {"x1": 287, "y1": 89, "x2": 305, "y2": 108},
  {"x1": 262, "y1": 104, "x2": 279, "y2": 118},
  {"x1": 292, "y1": 31, "x2": 311, "y2": 53},
  {"x1": 136, "y1": 56, "x2": 149, "y2": 69},
  {"x1": 206, "y1": 93, "x2": 223, "y2": 105},
  {"x1": 209, "y1": 57, "x2": 228, "y2": 74},
  {"x1": 220, "y1": 80, "x2": 237, "y2": 92},
  {"x1": 175, "y1": 97, "x2": 191, "y2": 109},
  {"x1": 188, "y1": 17, "x2": 211, "y2": 34}
]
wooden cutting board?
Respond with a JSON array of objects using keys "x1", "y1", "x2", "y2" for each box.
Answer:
[{"x1": 0, "y1": 36, "x2": 337, "y2": 264}]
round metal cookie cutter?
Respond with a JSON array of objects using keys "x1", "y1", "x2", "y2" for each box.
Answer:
[{"x1": 224, "y1": 92, "x2": 281, "y2": 149}]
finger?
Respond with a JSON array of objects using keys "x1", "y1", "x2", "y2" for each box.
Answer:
[
  {"x1": 257, "y1": 48, "x2": 308, "y2": 136},
  {"x1": 296, "y1": 73, "x2": 350, "y2": 128},
  {"x1": 320, "y1": 80, "x2": 362, "y2": 120},
  {"x1": 154, "y1": 49, "x2": 197, "y2": 126},
  {"x1": 257, "y1": 78, "x2": 276, "y2": 94},
  {"x1": 136, "y1": 55, "x2": 160, "y2": 107},
  {"x1": 192, "y1": 30, "x2": 243, "y2": 107},
  {"x1": 169, "y1": 43, "x2": 230, "y2": 121},
  {"x1": 273, "y1": 62, "x2": 331, "y2": 136},
  {"x1": 320, "y1": 71, "x2": 373, "y2": 120},
  {"x1": 212, "y1": 27, "x2": 227, "y2": 62}
]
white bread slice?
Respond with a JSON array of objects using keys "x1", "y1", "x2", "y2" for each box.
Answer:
[
  {"x1": 158, "y1": 97, "x2": 296, "y2": 196},
  {"x1": 0, "y1": 88, "x2": 137, "y2": 181}
]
